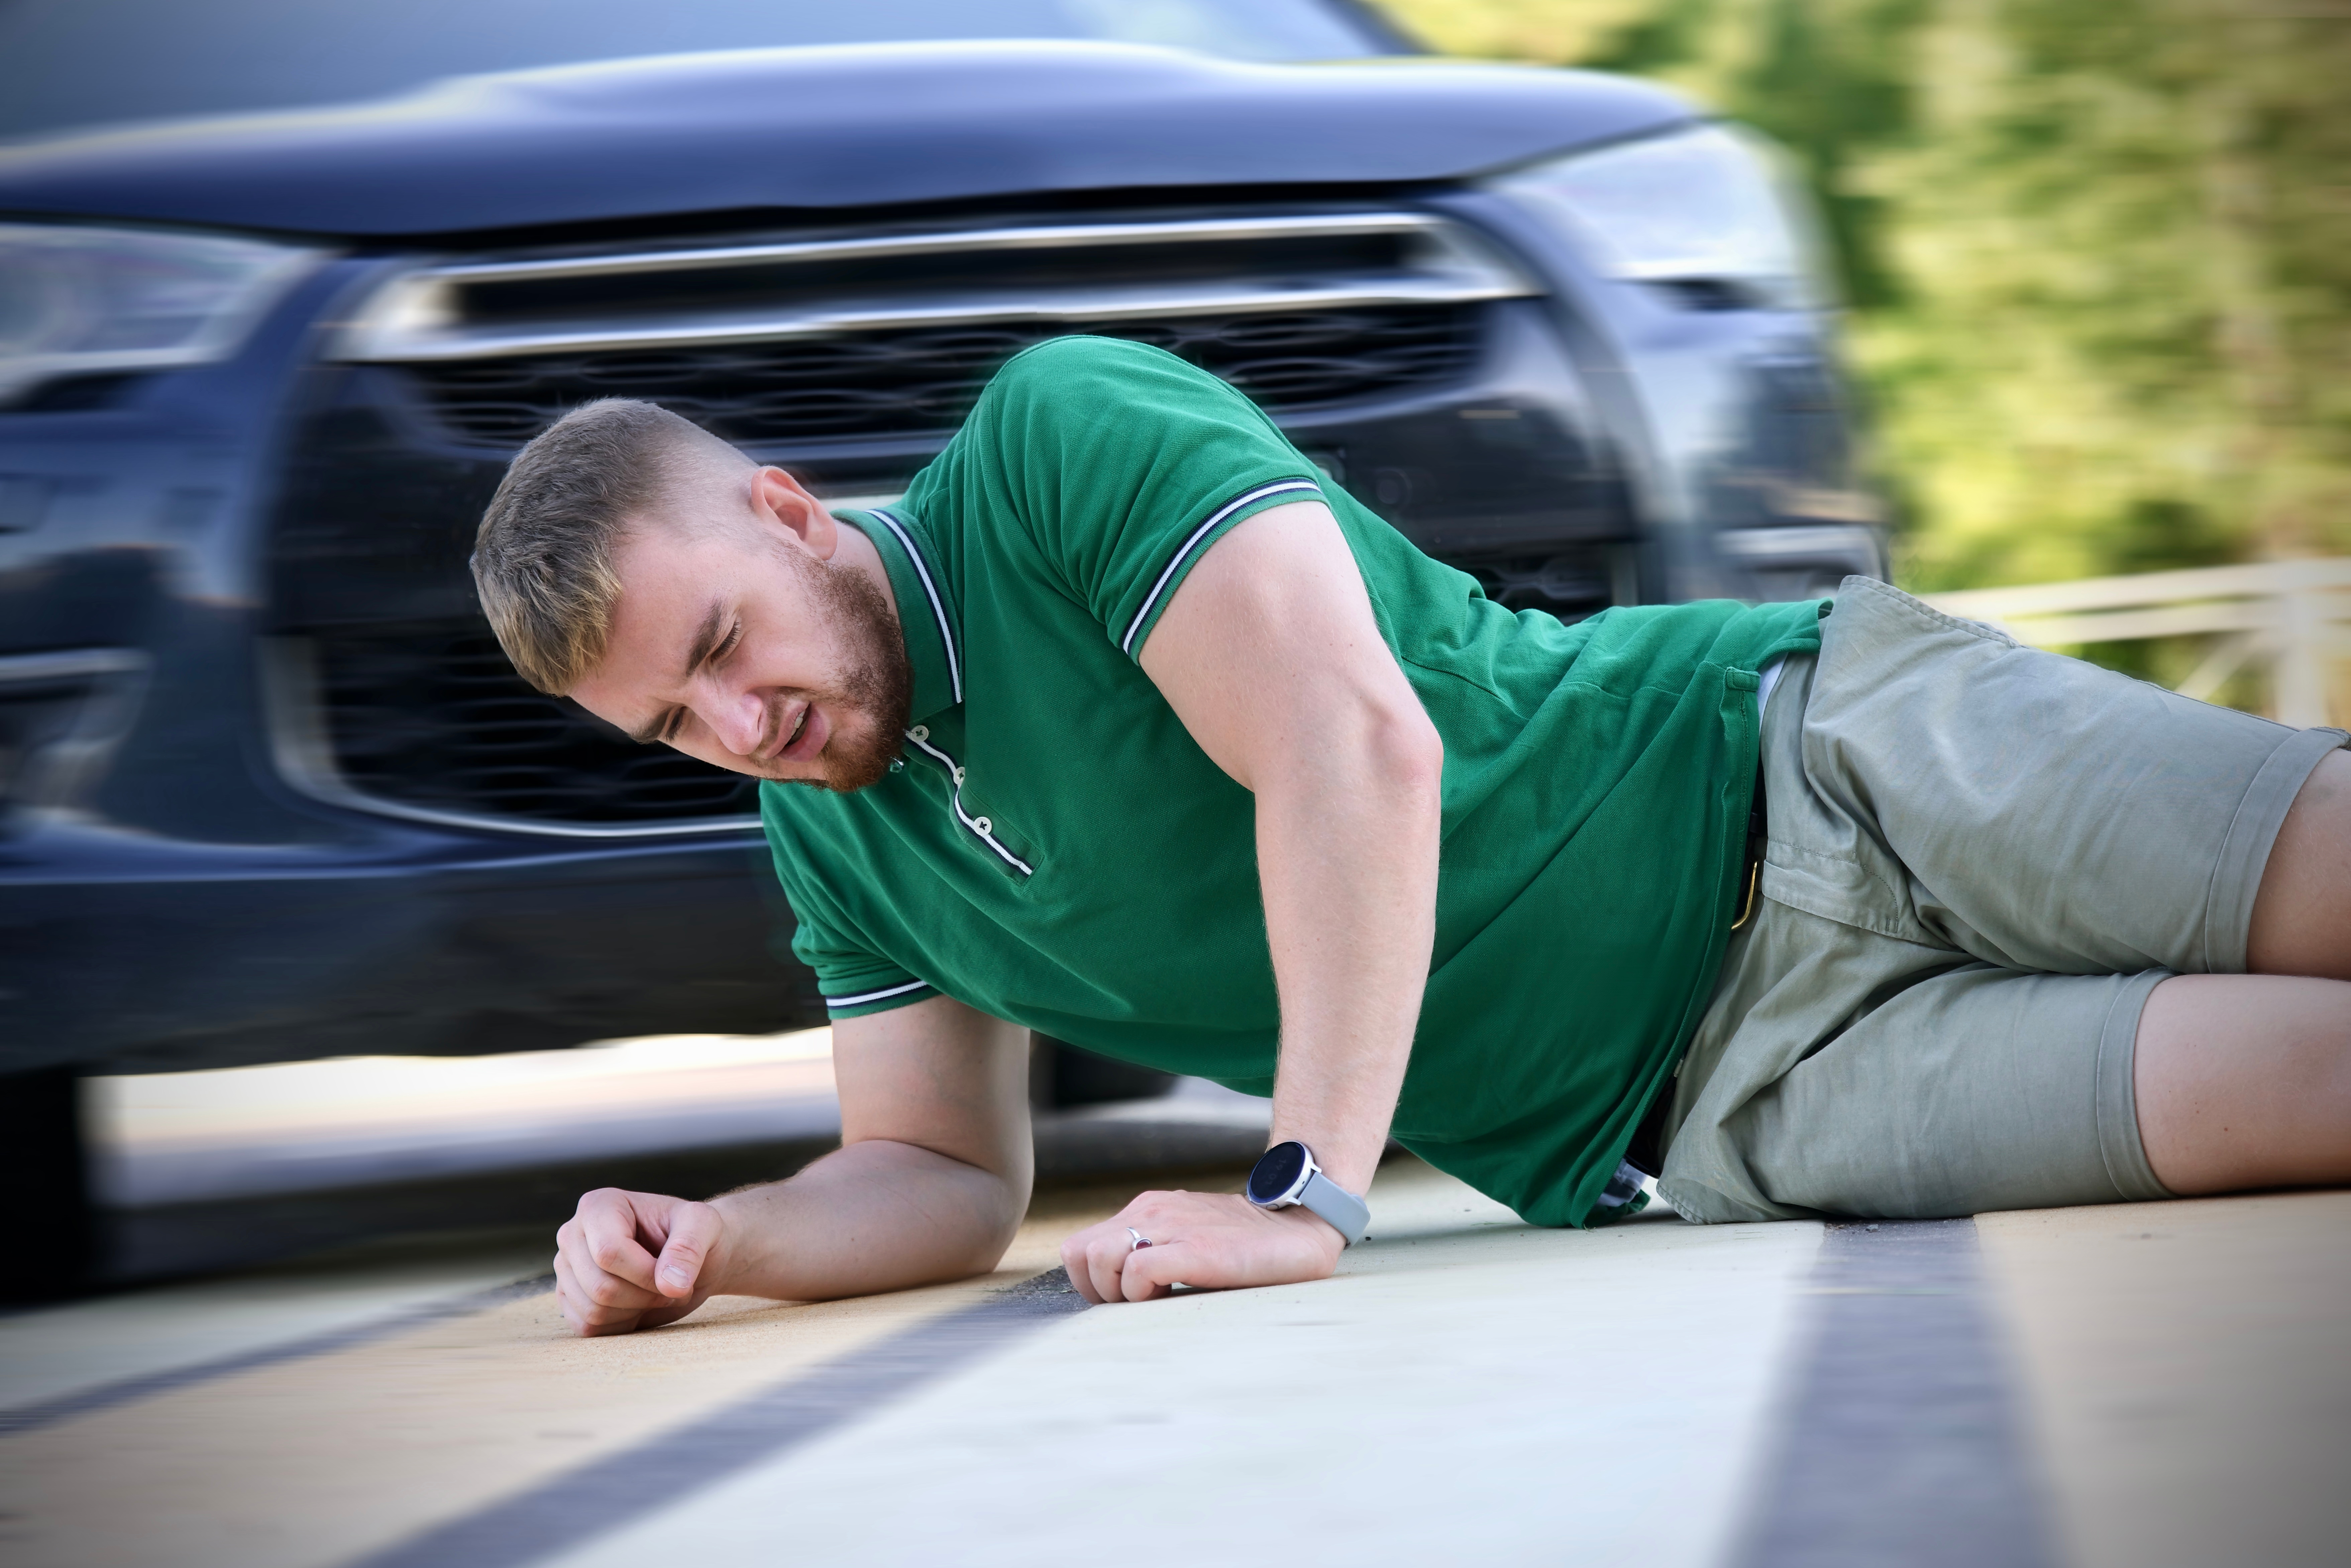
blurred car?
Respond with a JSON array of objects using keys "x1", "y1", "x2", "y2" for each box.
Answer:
[{"x1": 0, "y1": 0, "x2": 1882, "y2": 1287}]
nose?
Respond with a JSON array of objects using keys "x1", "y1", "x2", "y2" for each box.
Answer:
[{"x1": 701, "y1": 682, "x2": 767, "y2": 757}]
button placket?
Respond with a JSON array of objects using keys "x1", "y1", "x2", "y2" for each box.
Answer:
[{"x1": 902, "y1": 725, "x2": 1032, "y2": 877}]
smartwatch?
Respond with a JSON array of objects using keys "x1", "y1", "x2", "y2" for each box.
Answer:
[{"x1": 1246, "y1": 1140, "x2": 1370, "y2": 1247}]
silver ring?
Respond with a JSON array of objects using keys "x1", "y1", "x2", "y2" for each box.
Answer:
[{"x1": 1126, "y1": 1227, "x2": 1152, "y2": 1252}]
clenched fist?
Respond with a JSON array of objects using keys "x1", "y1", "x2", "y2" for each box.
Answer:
[{"x1": 553, "y1": 1187, "x2": 730, "y2": 1336}]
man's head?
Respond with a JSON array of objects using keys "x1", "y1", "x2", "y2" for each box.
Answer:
[{"x1": 471, "y1": 399, "x2": 909, "y2": 792}]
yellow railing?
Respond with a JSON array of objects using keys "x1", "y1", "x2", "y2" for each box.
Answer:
[{"x1": 1924, "y1": 559, "x2": 2351, "y2": 726}]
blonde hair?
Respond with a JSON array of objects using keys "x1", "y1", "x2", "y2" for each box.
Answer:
[{"x1": 469, "y1": 399, "x2": 746, "y2": 693}]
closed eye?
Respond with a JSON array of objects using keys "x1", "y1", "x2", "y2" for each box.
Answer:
[{"x1": 646, "y1": 621, "x2": 742, "y2": 745}]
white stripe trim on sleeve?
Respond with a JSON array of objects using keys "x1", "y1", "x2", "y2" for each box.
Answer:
[
  {"x1": 869, "y1": 508, "x2": 962, "y2": 704},
  {"x1": 823, "y1": 978, "x2": 934, "y2": 1009},
  {"x1": 1118, "y1": 479, "x2": 1323, "y2": 655}
]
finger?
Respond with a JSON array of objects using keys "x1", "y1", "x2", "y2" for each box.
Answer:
[
  {"x1": 554, "y1": 1251, "x2": 633, "y2": 1337},
  {"x1": 560, "y1": 1215, "x2": 666, "y2": 1321},
  {"x1": 1060, "y1": 1234, "x2": 1105, "y2": 1305},
  {"x1": 1120, "y1": 1243, "x2": 1179, "y2": 1303},
  {"x1": 1062, "y1": 1219, "x2": 1130, "y2": 1303},
  {"x1": 651, "y1": 1201, "x2": 723, "y2": 1300},
  {"x1": 577, "y1": 1188, "x2": 663, "y2": 1293},
  {"x1": 553, "y1": 1251, "x2": 589, "y2": 1334},
  {"x1": 555, "y1": 1250, "x2": 634, "y2": 1335},
  {"x1": 1085, "y1": 1232, "x2": 1131, "y2": 1307}
]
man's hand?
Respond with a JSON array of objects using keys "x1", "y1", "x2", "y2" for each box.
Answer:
[
  {"x1": 553, "y1": 1187, "x2": 728, "y2": 1337},
  {"x1": 1060, "y1": 1188, "x2": 1345, "y2": 1305},
  {"x1": 545, "y1": 998, "x2": 1034, "y2": 1338}
]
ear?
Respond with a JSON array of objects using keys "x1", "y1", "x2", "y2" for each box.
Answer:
[{"x1": 750, "y1": 466, "x2": 840, "y2": 559}]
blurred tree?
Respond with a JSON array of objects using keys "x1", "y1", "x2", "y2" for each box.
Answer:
[
  {"x1": 1851, "y1": 0, "x2": 2351, "y2": 594},
  {"x1": 1373, "y1": 0, "x2": 2351, "y2": 605}
]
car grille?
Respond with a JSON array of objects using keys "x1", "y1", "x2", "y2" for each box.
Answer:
[
  {"x1": 287, "y1": 212, "x2": 1537, "y2": 834},
  {"x1": 311, "y1": 626, "x2": 759, "y2": 826},
  {"x1": 404, "y1": 304, "x2": 1482, "y2": 448}
]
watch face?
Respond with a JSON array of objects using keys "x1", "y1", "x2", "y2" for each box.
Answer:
[{"x1": 1248, "y1": 1141, "x2": 1309, "y2": 1204}]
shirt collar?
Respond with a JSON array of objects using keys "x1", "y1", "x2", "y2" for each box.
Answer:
[{"x1": 840, "y1": 506, "x2": 961, "y2": 725}]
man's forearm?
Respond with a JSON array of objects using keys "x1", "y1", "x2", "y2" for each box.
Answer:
[
  {"x1": 1257, "y1": 708, "x2": 1442, "y2": 1196},
  {"x1": 707, "y1": 1136, "x2": 1026, "y2": 1301}
]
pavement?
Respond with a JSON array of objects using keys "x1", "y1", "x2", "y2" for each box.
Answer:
[{"x1": 6, "y1": 1036, "x2": 2348, "y2": 1567}]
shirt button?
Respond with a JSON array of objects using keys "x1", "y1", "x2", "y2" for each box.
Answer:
[
  {"x1": 909, "y1": 725, "x2": 929, "y2": 742},
  {"x1": 973, "y1": 816, "x2": 992, "y2": 834},
  {"x1": 953, "y1": 766, "x2": 966, "y2": 784},
  {"x1": 888, "y1": 760, "x2": 904, "y2": 773}
]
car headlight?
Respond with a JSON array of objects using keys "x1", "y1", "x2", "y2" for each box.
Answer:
[
  {"x1": 0, "y1": 223, "x2": 326, "y2": 404},
  {"x1": 1490, "y1": 122, "x2": 1830, "y2": 311}
]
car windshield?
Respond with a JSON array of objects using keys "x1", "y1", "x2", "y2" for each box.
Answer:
[{"x1": 0, "y1": 0, "x2": 1410, "y2": 144}]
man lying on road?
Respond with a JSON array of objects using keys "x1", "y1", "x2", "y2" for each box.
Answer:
[{"x1": 470, "y1": 336, "x2": 2351, "y2": 1335}]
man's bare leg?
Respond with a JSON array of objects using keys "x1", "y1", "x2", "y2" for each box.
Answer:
[
  {"x1": 2136, "y1": 975, "x2": 2351, "y2": 1194},
  {"x1": 2136, "y1": 749, "x2": 2351, "y2": 1195},
  {"x1": 2246, "y1": 748, "x2": 2351, "y2": 981}
]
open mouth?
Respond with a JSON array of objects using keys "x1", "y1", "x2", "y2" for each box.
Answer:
[{"x1": 765, "y1": 698, "x2": 826, "y2": 766}]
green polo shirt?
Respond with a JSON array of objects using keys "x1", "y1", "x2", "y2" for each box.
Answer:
[{"x1": 761, "y1": 336, "x2": 1826, "y2": 1228}]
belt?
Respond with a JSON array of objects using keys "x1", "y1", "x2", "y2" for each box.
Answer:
[{"x1": 1623, "y1": 761, "x2": 1769, "y2": 1180}]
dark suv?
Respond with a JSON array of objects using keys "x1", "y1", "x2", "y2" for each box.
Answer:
[{"x1": 0, "y1": 0, "x2": 1881, "y2": 1282}]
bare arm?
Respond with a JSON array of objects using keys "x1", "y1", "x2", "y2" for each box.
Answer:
[
  {"x1": 553, "y1": 995, "x2": 1032, "y2": 1335},
  {"x1": 1144, "y1": 499, "x2": 1441, "y2": 1194},
  {"x1": 1063, "y1": 498, "x2": 1442, "y2": 1303}
]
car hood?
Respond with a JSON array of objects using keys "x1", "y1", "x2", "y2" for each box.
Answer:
[{"x1": 0, "y1": 40, "x2": 1693, "y2": 240}]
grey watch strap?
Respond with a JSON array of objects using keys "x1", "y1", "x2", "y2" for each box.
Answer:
[{"x1": 1298, "y1": 1168, "x2": 1371, "y2": 1247}]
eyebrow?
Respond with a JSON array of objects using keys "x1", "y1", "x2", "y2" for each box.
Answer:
[
  {"x1": 627, "y1": 599, "x2": 725, "y2": 745},
  {"x1": 679, "y1": 600, "x2": 727, "y2": 681}
]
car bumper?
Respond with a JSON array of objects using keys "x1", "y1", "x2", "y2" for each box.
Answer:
[{"x1": 0, "y1": 819, "x2": 816, "y2": 1075}]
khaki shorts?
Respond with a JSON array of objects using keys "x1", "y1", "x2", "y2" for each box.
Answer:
[{"x1": 1657, "y1": 575, "x2": 2349, "y2": 1224}]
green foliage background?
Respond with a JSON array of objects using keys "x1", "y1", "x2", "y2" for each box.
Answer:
[{"x1": 1369, "y1": 0, "x2": 2351, "y2": 599}]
